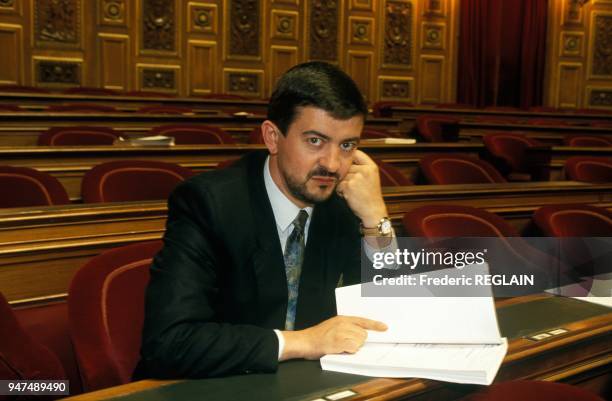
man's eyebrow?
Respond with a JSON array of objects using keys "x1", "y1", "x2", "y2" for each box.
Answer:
[{"x1": 301, "y1": 130, "x2": 360, "y2": 143}]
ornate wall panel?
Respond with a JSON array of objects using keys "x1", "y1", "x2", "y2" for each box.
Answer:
[
  {"x1": 308, "y1": 0, "x2": 339, "y2": 61},
  {"x1": 348, "y1": 17, "x2": 374, "y2": 46},
  {"x1": 424, "y1": 0, "x2": 444, "y2": 16},
  {"x1": 350, "y1": 0, "x2": 373, "y2": 11},
  {"x1": 560, "y1": 32, "x2": 584, "y2": 57},
  {"x1": 272, "y1": 0, "x2": 299, "y2": 5},
  {"x1": 378, "y1": 76, "x2": 413, "y2": 101},
  {"x1": 347, "y1": 51, "x2": 373, "y2": 100},
  {"x1": 223, "y1": 68, "x2": 264, "y2": 97},
  {"x1": 0, "y1": 0, "x2": 20, "y2": 15},
  {"x1": 227, "y1": 0, "x2": 260, "y2": 59},
  {"x1": 34, "y1": 0, "x2": 81, "y2": 48},
  {"x1": 587, "y1": 87, "x2": 612, "y2": 107},
  {"x1": 137, "y1": 64, "x2": 180, "y2": 93},
  {"x1": 187, "y1": 40, "x2": 217, "y2": 95},
  {"x1": 99, "y1": 34, "x2": 129, "y2": 90},
  {"x1": 557, "y1": 63, "x2": 582, "y2": 108},
  {"x1": 99, "y1": 0, "x2": 126, "y2": 26},
  {"x1": 421, "y1": 22, "x2": 444, "y2": 50},
  {"x1": 590, "y1": 13, "x2": 612, "y2": 78},
  {"x1": 419, "y1": 55, "x2": 444, "y2": 104},
  {"x1": 271, "y1": 10, "x2": 298, "y2": 41},
  {"x1": 562, "y1": 0, "x2": 584, "y2": 26},
  {"x1": 141, "y1": 0, "x2": 176, "y2": 54},
  {"x1": 383, "y1": 0, "x2": 412, "y2": 68},
  {"x1": 188, "y1": 2, "x2": 217, "y2": 34},
  {"x1": 34, "y1": 58, "x2": 82, "y2": 86},
  {"x1": 270, "y1": 46, "x2": 298, "y2": 92},
  {"x1": 0, "y1": 24, "x2": 22, "y2": 85}
]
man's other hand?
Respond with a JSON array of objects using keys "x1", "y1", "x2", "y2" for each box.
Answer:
[{"x1": 280, "y1": 316, "x2": 387, "y2": 360}]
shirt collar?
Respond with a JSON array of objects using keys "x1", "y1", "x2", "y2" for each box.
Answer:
[{"x1": 264, "y1": 156, "x2": 313, "y2": 233}]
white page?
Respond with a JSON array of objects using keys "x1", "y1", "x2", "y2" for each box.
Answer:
[
  {"x1": 360, "y1": 138, "x2": 416, "y2": 144},
  {"x1": 321, "y1": 339, "x2": 508, "y2": 385}
]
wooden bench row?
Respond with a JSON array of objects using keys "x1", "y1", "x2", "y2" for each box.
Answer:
[{"x1": 1, "y1": 181, "x2": 611, "y2": 305}]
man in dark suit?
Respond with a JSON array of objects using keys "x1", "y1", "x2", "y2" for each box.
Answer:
[{"x1": 134, "y1": 61, "x2": 392, "y2": 379}]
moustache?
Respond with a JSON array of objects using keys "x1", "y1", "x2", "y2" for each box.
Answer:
[{"x1": 307, "y1": 167, "x2": 339, "y2": 180}]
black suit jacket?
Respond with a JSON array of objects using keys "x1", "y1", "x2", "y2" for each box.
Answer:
[{"x1": 134, "y1": 151, "x2": 362, "y2": 379}]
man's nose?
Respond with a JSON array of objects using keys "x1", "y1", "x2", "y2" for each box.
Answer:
[{"x1": 319, "y1": 147, "x2": 341, "y2": 173}]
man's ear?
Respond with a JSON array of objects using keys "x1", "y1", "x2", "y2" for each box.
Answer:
[{"x1": 261, "y1": 120, "x2": 280, "y2": 155}]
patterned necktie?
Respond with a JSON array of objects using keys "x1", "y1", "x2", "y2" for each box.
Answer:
[{"x1": 283, "y1": 209, "x2": 309, "y2": 330}]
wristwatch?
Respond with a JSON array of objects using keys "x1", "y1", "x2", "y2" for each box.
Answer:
[{"x1": 360, "y1": 217, "x2": 393, "y2": 237}]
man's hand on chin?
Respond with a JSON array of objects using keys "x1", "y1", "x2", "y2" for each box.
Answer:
[{"x1": 279, "y1": 316, "x2": 387, "y2": 361}]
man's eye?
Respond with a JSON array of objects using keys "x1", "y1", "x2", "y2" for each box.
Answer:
[
  {"x1": 341, "y1": 142, "x2": 356, "y2": 151},
  {"x1": 308, "y1": 137, "x2": 322, "y2": 145}
]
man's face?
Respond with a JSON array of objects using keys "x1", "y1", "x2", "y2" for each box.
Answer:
[{"x1": 268, "y1": 106, "x2": 363, "y2": 207}]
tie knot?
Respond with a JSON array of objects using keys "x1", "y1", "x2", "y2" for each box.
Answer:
[{"x1": 292, "y1": 210, "x2": 309, "y2": 233}]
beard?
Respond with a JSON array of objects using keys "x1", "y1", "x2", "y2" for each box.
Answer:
[{"x1": 281, "y1": 165, "x2": 340, "y2": 205}]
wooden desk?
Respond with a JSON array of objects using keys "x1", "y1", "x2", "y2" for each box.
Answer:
[
  {"x1": 60, "y1": 295, "x2": 612, "y2": 400},
  {"x1": 0, "y1": 143, "x2": 484, "y2": 201},
  {"x1": 1, "y1": 182, "x2": 610, "y2": 305}
]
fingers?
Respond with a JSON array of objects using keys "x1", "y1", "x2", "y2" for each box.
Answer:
[
  {"x1": 346, "y1": 316, "x2": 388, "y2": 331},
  {"x1": 352, "y1": 149, "x2": 376, "y2": 166}
]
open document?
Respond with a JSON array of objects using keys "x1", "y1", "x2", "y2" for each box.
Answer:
[{"x1": 320, "y1": 266, "x2": 508, "y2": 385}]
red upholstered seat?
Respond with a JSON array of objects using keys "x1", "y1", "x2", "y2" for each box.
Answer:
[
  {"x1": 248, "y1": 126, "x2": 265, "y2": 144},
  {"x1": 38, "y1": 126, "x2": 122, "y2": 146},
  {"x1": 123, "y1": 90, "x2": 175, "y2": 98},
  {"x1": 0, "y1": 84, "x2": 50, "y2": 93},
  {"x1": 371, "y1": 101, "x2": 413, "y2": 118},
  {"x1": 419, "y1": 154, "x2": 506, "y2": 184},
  {"x1": 81, "y1": 160, "x2": 194, "y2": 203},
  {"x1": 375, "y1": 159, "x2": 412, "y2": 186},
  {"x1": 47, "y1": 103, "x2": 117, "y2": 113},
  {"x1": 403, "y1": 205, "x2": 519, "y2": 237},
  {"x1": 533, "y1": 204, "x2": 612, "y2": 237},
  {"x1": 0, "y1": 104, "x2": 22, "y2": 112},
  {"x1": 564, "y1": 135, "x2": 612, "y2": 147},
  {"x1": 151, "y1": 124, "x2": 236, "y2": 145},
  {"x1": 362, "y1": 129, "x2": 393, "y2": 139},
  {"x1": 416, "y1": 115, "x2": 459, "y2": 142},
  {"x1": 0, "y1": 292, "x2": 66, "y2": 388},
  {"x1": 0, "y1": 165, "x2": 70, "y2": 207},
  {"x1": 62, "y1": 87, "x2": 120, "y2": 96},
  {"x1": 462, "y1": 380, "x2": 604, "y2": 401},
  {"x1": 68, "y1": 241, "x2": 163, "y2": 391},
  {"x1": 137, "y1": 105, "x2": 193, "y2": 114},
  {"x1": 565, "y1": 157, "x2": 612, "y2": 182},
  {"x1": 483, "y1": 132, "x2": 540, "y2": 177}
]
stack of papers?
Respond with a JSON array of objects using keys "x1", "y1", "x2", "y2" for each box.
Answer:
[
  {"x1": 320, "y1": 280, "x2": 508, "y2": 385},
  {"x1": 116, "y1": 135, "x2": 175, "y2": 146},
  {"x1": 360, "y1": 138, "x2": 416, "y2": 144}
]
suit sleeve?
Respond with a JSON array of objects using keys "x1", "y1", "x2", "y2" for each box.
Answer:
[{"x1": 137, "y1": 181, "x2": 279, "y2": 378}]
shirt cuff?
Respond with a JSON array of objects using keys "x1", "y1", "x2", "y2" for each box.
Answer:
[{"x1": 274, "y1": 329, "x2": 285, "y2": 360}]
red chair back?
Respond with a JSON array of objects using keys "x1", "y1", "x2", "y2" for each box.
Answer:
[
  {"x1": 362, "y1": 129, "x2": 392, "y2": 139},
  {"x1": 564, "y1": 135, "x2": 612, "y2": 147},
  {"x1": 419, "y1": 154, "x2": 506, "y2": 184},
  {"x1": 375, "y1": 159, "x2": 412, "y2": 186},
  {"x1": 0, "y1": 165, "x2": 70, "y2": 207},
  {"x1": 137, "y1": 105, "x2": 193, "y2": 115},
  {"x1": 68, "y1": 241, "x2": 163, "y2": 391},
  {"x1": 151, "y1": 124, "x2": 235, "y2": 145},
  {"x1": 533, "y1": 204, "x2": 612, "y2": 237},
  {"x1": 47, "y1": 103, "x2": 117, "y2": 113},
  {"x1": 81, "y1": 160, "x2": 194, "y2": 203},
  {"x1": 38, "y1": 126, "x2": 122, "y2": 146},
  {"x1": 371, "y1": 101, "x2": 413, "y2": 118},
  {"x1": 416, "y1": 115, "x2": 459, "y2": 142},
  {"x1": 483, "y1": 132, "x2": 540, "y2": 174},
  {"x1": 565, "y1": 157, "x2": 612, "y2": 182}
]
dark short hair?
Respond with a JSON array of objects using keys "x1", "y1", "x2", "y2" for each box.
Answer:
[{"x1": 267, "y1": 61, "x2": 368, "y2": 135}]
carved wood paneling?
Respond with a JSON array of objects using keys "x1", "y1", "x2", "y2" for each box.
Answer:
[
  {"x1": 99, "y1": 0, "x2": 126, "y2": 26},
  {"x1": 347, "y1": 51, "x2": 373, "y2": 100},
  {"x1": 270, "y1": 46, "x2": 298, "y2": 92},
  {"x1": 35, "y1": 0, "x2": 80, "y2": 47},
  {"x1": 309, "y1": 0, "x2": 339, "y2": 61},
  {"x1": 0, "y1": 24, "x2": 22, "y2": 85},
  {"x1": 425, "y1": 0, "x2": 443, "y2": 14},
  {"x1": 588, "y1": 88, "x2": 612, "y2": 107},
  {"x1": 562, "y1": 0, "x2": 584, "y2": 26},
  {"x1": 228, "y1": 0, "x2": 260, "y2": 58},
  {"x1": 35, "y1": 59, "x2": 82, "y2": 86},
  {"x1": 378, "y1": 76, "x2": 413, "y2": 101},
  {"x1": 271, "y1": 10, "x2": 298, "y2": 41},
  {"x1": 142, "y1": 0, "x2": 176, "y2": 53},
  {"x1": 224, "y1": 68, "x2": 263, "y2": 97},
  {"x1": 350, "y1": 0, "x2": 373, "y2": 11},
  {"x1": 189, "y1": 3, "x2": 217, "y2": 34},
  {"x1": 592, "y1": 14, "x2": 612, "y2": 77},
  {"x1": 420, "y1": 56, "x2": 444, "y2": 104},
  {"x1": 138, "y1": 65, "x2": 179, "y2": 93},
  {"x1": 560, "y1": 32, "x2": 583, "y2": 57},
  {"x1": 422, "y1": 22, "x2": 444, "y2": 50},
  {"x1": 99, "y1": 34, "x2": 129, "y2": 90},
  {"x1": 0, "y1": 0, "x2": 19, "y2": 15},
  {"x1": 557, "y1": 63, "x2": 582, "y2": 108},
  {"x1": 348, "y1": 17, "x2": 374, "y2": 46},
  {"x1": 188, "y1": 40, "x2": 217, "y2": 95},
  {"x1": 383, "y1": 0, "x2": 412, "y2": 68}
]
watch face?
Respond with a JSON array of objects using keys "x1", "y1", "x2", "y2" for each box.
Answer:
[{"x1": 380, "y1": 219, "x2": 392, "y2": 234}]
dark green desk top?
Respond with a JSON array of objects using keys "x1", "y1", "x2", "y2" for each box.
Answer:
[{"x1": 114, "y1": 297, "x2": 611, "y2": 401}]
